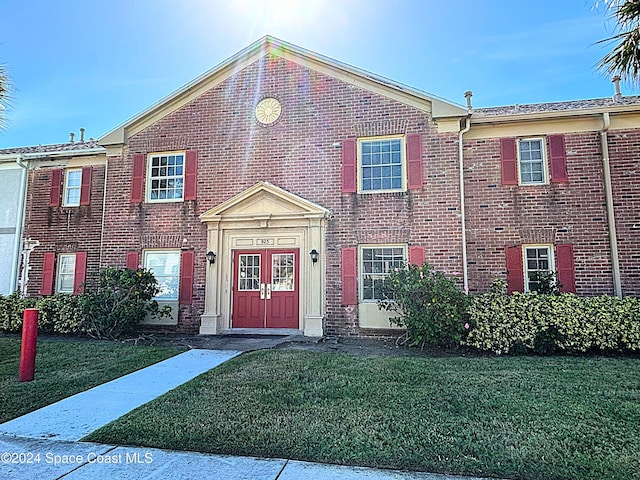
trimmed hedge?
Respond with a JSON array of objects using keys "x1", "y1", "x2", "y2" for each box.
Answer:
[
  {"x1": 0, "y1": 267, "x2": 169, "y2": 339},
  {"x1": 464, "y1": 281, "x2": 640, "y2": 354}
]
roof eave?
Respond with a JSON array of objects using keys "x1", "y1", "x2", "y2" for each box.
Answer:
[{"x1": 471, "y1": 103, "x2": 640, "y2": 124}]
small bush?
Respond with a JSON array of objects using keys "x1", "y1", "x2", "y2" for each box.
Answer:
[
  {"x1": 378, "y1": 263, "x2": 470, "y2": 348},
  {"x1": 82, "y1": 266, "x2": 169, "y2": 339},
  {"x1": 0, "y1": 267, "x2": 169, "y2": 339},
  {"x1": 465, "y1": 280, "x2": 640, "y2": 354}
]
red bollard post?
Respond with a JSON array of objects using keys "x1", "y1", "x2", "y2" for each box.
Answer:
[{"x1": 19, "y1": 308, "x2": 39, "y2": 382}]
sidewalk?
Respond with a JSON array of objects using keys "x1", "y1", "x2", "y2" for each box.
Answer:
[{"x1": 0, "y1": 347, "x2": 501, "y2": 480}]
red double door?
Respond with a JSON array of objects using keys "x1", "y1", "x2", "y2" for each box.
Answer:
[{"x1": 232, "y1": 249, "x2": 299, "y2": 329}]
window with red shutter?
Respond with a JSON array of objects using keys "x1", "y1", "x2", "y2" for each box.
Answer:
[
  {"x1": 73, "y1": 252, "x2": 87, "y2": 294},
  {"x1": 342, "y1": 139, "x2": 357, "y2": 193},
  {"x1": 80, "y1": 166, "x2": 92, "y2": 205},
  {"x1": 556, "y1": 244, "x2": 576, "y2": 293},
  {"x1": 341, "y1": 247, "x2": 357, "y2": 305},
  {"x1": 184, "y1": 150, "x2": 198, "y2": 200},
  {"x1": 41, "y1": 252, "x2": 56, "y2": 295},
  {"x1": 179, "y1": 250, "x2": 195, "y2": 305},
  {"x1": 406, "y1": 134, "x2": 423, "y2": 190},
  {"x1": 505, "y1": 245, "x2": 524, "y2": 293},
  {"x1": 408, "y1": 246, "x2": 425, "y2": 266},
  {"x1": 130, "y1": 153, "x2": 145, "y2": 203},
  {"x1": 500, "y1": 138, "x2": 518, "y2": 185},
  {"x1": 50, "y1": 169, "x2": 63, "y2": 207},
  {"x1": 548, "y1": 134, "x2": 568, "y2": 183}
]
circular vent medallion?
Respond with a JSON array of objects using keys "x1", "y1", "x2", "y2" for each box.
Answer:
[{"x1": 255, "y1": 97, "x2": 282, "y2": 125}]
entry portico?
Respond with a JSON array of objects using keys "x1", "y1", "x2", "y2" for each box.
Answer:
[{"x1": 199, "y1": 182, "x2": 330, "y2": 336}]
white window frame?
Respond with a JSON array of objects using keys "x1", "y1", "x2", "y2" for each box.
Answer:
[
  {"x1": 56, "y1": 253, "x2": 76, "y2": 294},
  {"x1": 146, "y1": 152, "x2": 185, "y2": 203},
  {"x1": 143, "y1": 250, "x2": 181, "y2": 301},
  {"x1": 63, "y1": 168, "x2": 82, "y2": 207},
  {"x1": 357, "y1": 135, "x2": 406, "y2": 194},
  {"x1": 359, "y1": 244, "x2": 407, "y2": 302},
  {"x1": 517, "y1": 138, "x2": 548, "y2": 185},
  {"x1": 523, "y1": 244, "x2": 554, "y2": 292}
]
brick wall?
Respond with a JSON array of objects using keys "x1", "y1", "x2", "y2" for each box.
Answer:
[
  {"x1": 24, "y1": 163, "x2": 105, "y2": 296},
  {"x1": 464, "y1": 132, "x2": 615, "y2": 295},
  {"x1": 608, "y1": 129, "x2": 640, "y2": 296},
  {"x1": 101, "y1": 54, "x2": 463, "y2": 335}
]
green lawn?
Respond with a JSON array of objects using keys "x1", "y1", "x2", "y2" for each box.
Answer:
[
  {"x1": 85, "y1": 350, "x2": 640, "y2": 480},
  {"x1": 0, "y1": 336, "x2": 184, "y2": 424}
]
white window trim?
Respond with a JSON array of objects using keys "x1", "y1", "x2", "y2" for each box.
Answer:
[
  {"x1": 358, "y1": 244, "x2": 407, "y2": 303},
  {"x1": 517, "y1": 137, "x2": 549, "y2": 186},
  {"x1": 146, "y1": 151, "x2": 186, "y2": 203},
  {"x1": 63, "y1": 168, "x2": 82, "y2": 207},
  {"x1": 357, "y1": 135, "x2": 406, "y2": 194},
  {"x1": 56, "y1": 253, "x2": 76, "y2": 294},
  {"x1": 143, "y1": 249, "x2": 181, "y2": 301},
  {"x1": 522, "y1": 244, "x2": 555, "y2": 292}
]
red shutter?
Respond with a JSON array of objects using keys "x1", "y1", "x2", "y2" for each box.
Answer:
[
  {"x1": 73, "y1": 252, "x2": 87, "y2": 295},
  {"x1": 341, "y1": 247, "x2": 357, "y2": 305},
  {"x1": 130, "y1": 153, "x2": 145, "y2": 203},
  {"x1": 179, "y1": 250, "x2": 195, "y2": 305},
  {"x1": 126, "y1": 251, "x2": 140, "y2": 270},
  {"x1": 341, "y1": 139, "x2": 357, "y2": 193},
  {"x1": 184, "y1": 150, "x2": 198, "y2": 200},
  {"x1": 41, "y1": 252, "x2": 56, "y2": 295},
  {"x1": 406, "y1": 134, "x2": 423, "y2": 189},
  {"x1": 506, "y1": 246, "x2": 524, "y2": 293},
  {"x1": 80, "y1": 166, "x2": 92, "y2": 206},
  {"x1": 408, "y1": 246, "x2": 425, "y2": 266},
  {"x1": 500, "y1": 138, "x2": 518, "y2": 185},
  {"x1": 49, "y1": 169, "x2": 63, "y2": 207},
  {"x1": 556, "y1": 244, "x2": 576, "y2": 293},
  {"x1": 548, "y1": 134, "x2": 568, "y2": 183}
]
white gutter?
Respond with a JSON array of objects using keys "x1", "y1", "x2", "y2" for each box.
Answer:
[
  {"x1": 20, "y1": 147, "x2": 105, "y2": 159},
  {"x1": 12, "y1": 154, "x2": 29, "y2": 293},
  {"x1": 600, "y1": 112, "x2": 623, "y2": 298},
  {"x1": 459, "y1": 117, "x2": 471, "y2": 293}
]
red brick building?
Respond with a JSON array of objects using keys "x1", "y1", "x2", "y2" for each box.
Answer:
[{"x1": 4, "y1": 36, "x2": 639, "y2": 337}]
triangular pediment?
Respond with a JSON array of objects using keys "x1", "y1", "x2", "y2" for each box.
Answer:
[
  {"x1": 99, "y1": 36, "x2": 466, "y2": 146},
  {"x1": 200, "y1": 182, "x2": 330, "y2": 223}
]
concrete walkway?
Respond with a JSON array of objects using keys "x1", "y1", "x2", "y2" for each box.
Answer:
[{"x1": 0, "y1": 347, "x2": 501, "y2": 480}]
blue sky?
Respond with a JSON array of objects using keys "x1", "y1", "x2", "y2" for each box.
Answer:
[{"x1": 0, "y1": 0, "x2": 629, "y2": 149}]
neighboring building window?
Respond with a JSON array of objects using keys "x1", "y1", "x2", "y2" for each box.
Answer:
[
  {"x1": 143, "y1": 250, "x2": 180, "y2": 300},
  {"x1": 63, "y1": 169, "x2": 82, "y2": 206},
  {"x1": 147, "y1": 153, "x2": 184, "y2": 202},
  {"x1": 518, "y1": 138, "x2": 546, "y2": 184},
  {"x1": 360, "y1": 245, "x2": 406, "y2": 301},
  {"x1": 524, "y1": 245, "x2": 553, "y2": 292},
  {"x1": 359, "y1": 137, "x2": 404, "y2": 192},
  {"x1": 56, "y1": 254, "x2": 76, "y2": 293}
]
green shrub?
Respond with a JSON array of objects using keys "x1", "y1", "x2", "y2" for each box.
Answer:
[
  {"x1": 0, "y1": 266, "x2": 169, "y2": 339},
  {"x1": 378, "y1": 263, "x2": 470, "y2": 348},
  {"x1": 37, "y1": 294, "x2": 86, "y2": 335},
  {"x1": 0, "y1": 291, "x2": 37, "y2": 333},
  {"x1": 82, "y1": 266, "x2": 169, "y2": 339},
  {"x1": 465, "y1": 281, "x2": 640, "y2": 354}
]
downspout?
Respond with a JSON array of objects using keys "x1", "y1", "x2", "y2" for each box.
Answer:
[
  {"x1": 600, "y1": 112, "x2": 623, "y2": 298},
  {"x1": 13, "y1": 154, "x2": 29, "y2": 292},
  {"x1": 98, "y1": 155, "x2": 109, "y2": 269},
  {"x1": 459, "y1": 115, "x2": 471, "y2": 293}
]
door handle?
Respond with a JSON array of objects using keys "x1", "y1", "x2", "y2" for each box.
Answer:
[
  {"x1": 260, "y1": 283, "x2": 265, "y2": 299},
  {"x1": 266, "y1": 283, "x2": 271, "y2": 299}
]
